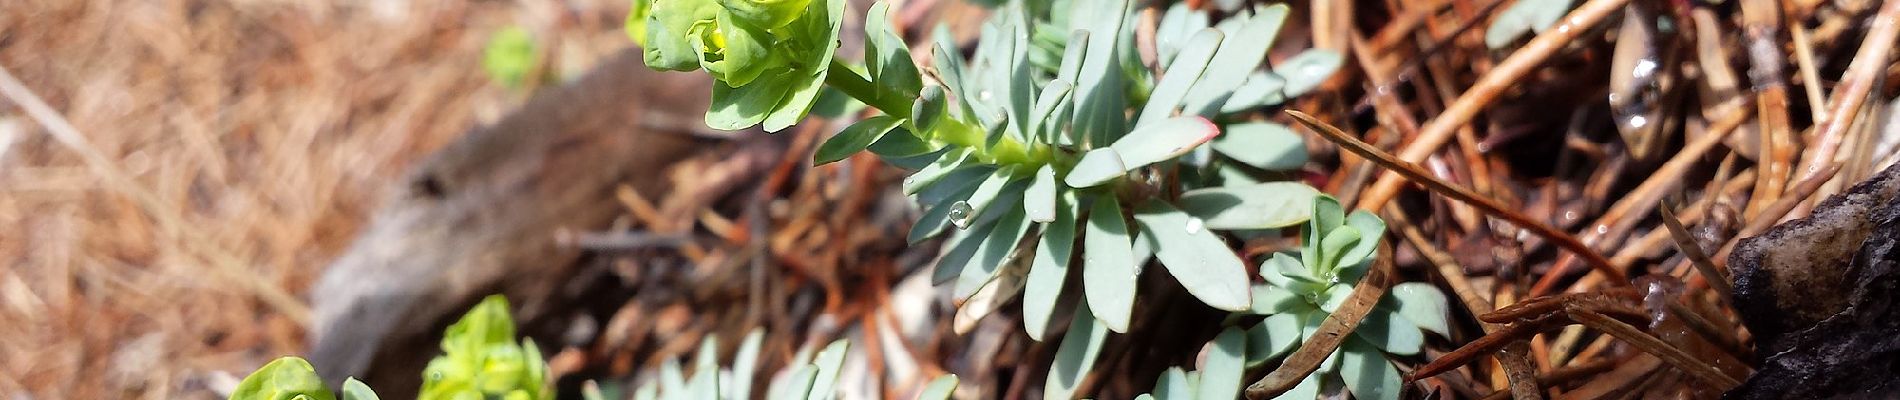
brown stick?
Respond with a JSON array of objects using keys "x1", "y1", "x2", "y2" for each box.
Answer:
[
  {"x1": 1355, "y1": 0, "x2": 1634, "y2": 211},
  {"x1": 1797, "y1": 0, "x2": 1900, "y2": 186},
  {"x1": 1288, "y1": 110, "x2": 1628, "y2": 285},
  {"x1": 1246, "y1": 243, "x2": 1395, "y2": 398}
]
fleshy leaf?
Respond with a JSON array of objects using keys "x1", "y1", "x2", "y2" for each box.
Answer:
[
  {"x1": 1247, "y1": 284, "x2": 1304, "y2": 315},
  {"x1": 717, "y1": 0, "x2": 813, "y2": 28},
  {"x1": 953, "y1": 206, "x2": 1034, "y2": 301},
  {"x1": 1132, "y1": 200, "x2": 1252, "y2": 311},
  {"x1": 917, "y1": 375, "x2": 958, "y2": 400},
  {"x1": 340, "y1": 378, "x2": 379, "y2": 400},
  {"x1": 1211, "y1": 123, "x2": 1307, "y2": 171},
  {"x1": 1272, "y1": 49, "x2": 1342, "y2": 99},
  {"x1": 1107, "y1": 116, "x2": 1221, "y2": 170},
  {"x1": 230, "y1": 357, "x2": 335, "y2": 400},
  {"x1": 864, "y1": 2, "x2": 923, "y2": 104},
  {"x1": 1340, "y1": 339, "x2": 1402, "y2": 400},
  {"x1": 1177, "y1": 182, "x2": 1317, "y2": 230},
  {"x1": 688, "y1": 337, "x2": 719, "y2": 400},
  {"x1": 1025, "y1": 165, "x2": 1059, "y2": 222},
  {"x1": 1389, "y1": 282, "x2": 1453, "y2": 337},
  {"x1": 1336, "y1": 210, "x2": 1386, "y2": 277},
  {"x1": 767, "y1": 366, "x2": 816, "y2": 400},
  {"x1": 1485, "y1": 0, "x2": 1575, "y2": 49},
  {"x1": 1356, "y1": 307, "x2": 1424, "y2": 356},
  {"x1": 1063, "y1": 148, "x2": 1126, "y2": 188},
  {"x1": 1024, "y1": 191, "x2": 1079, "y2": 340},
  {"x1": 1153, "y1": 367, "x2": 1196, "y2": 400},
  {"x1": 1083, "y1": 195, "x2": 1139, "y2": 332},
  {"x1": 805, "y1": 340, "x2": 849, "y2": 400},
  {"x1": 1180, "y1": 5, "x2": 1287, "y2": 117},
  {"x1": 814, "y1": 116, "x2": 905, "y2": 165},
  {"x1": 731, "y1": 329, "x2": 765, "y2": 400},
  {"x1": 1198, "y1": 327, "x2": 1248, "y2": 400},
  {"x1": 1044, "y1": 302, "x2": 1109, "y2": 400},
  {"x1": 1136, "y1": 29, "x2": 1223, "y2": 125}
]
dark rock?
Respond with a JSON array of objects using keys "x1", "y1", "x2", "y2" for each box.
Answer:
[{"x1": 1726, "y1": 163, "x2": 1900, "y2": 399}]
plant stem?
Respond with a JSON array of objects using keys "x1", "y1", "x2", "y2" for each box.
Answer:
[{"x1": 823, "y1": 58, "x2": 910, "y2": 119}]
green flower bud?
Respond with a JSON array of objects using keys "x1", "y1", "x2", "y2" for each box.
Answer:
[
  {"x1": 228, "y1": 357, "x2": 336, "y2": 400},
  {"x1": 716, "y1": 0, "x2": 814, "y2": 28},
  {"x1": 642, "y1": 0, "x2": 721, "y2": 71},
  {"x1": 690, "y1": 11, "x2": 789, "y2": 87}
]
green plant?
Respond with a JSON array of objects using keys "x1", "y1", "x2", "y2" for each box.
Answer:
[
  {"x1": 631, "y1": 0, "x2": 1347, "y2": 397},
  {"x1": 231, "y1": 296, "x2": 548, "y2": 400},
  {"x1": 1233, "y1": 195, "x2": 1450, "y2": 399},
  {"x1": 419, "y1": 296, "x2": 550, "y2": 400},
  {"x1": 229, "y1": 357, "x2": 381, "y2": 400},
  {"x1": 602, "y1": 329, "x2": 958, "y2": 400},
  {"x1": 483, "y1": 26, "x2": 541, "y2": 89}
]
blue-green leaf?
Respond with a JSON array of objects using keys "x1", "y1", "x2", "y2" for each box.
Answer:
[
  {"x1": 1132, "y1": 200, "x2": 1251, "y2": 311},
  {"x1": 688, "y1": 337, "x2": 719, "y2": 400},
  {"x1": 1389, "y1": 282, "x2": 1453, "y2": 337},
  {"x1": 805, "y1": 340, "x2": 849, "y2": 400},
  {"x1": 954, "y1": 206, "x2": 1034, "y2": 301},
  {"x1": 731, "y1": 329, "x2": 765, "y2": 400},
  {"x1": 932, "y1": 218, "x2": 998, "y2": 284},
  {"x1": 1024, "y1": 191, "x2": 1078, "y2": 340},
  {"x1": 1044, "y1": 302, "x2": 1110, "y2": 400},
  {"x1": 1177, "y1": 182, "x2": 1317, "y2": 230},
  {"x1": 1249, "y1": 312, "x2": 1303, "y2": 365},
  {"x1": 814, "y1": 116, "x2": 906, "y2": 165},
  {"x1": 1154, "y1": 3, "x2": 1211, "y2": 65},
  {"x1": 1083, "y1": 195, "x2": 1139, "y2": 332},
  {"x1": 1274, "y1": 49, "x2": 1343, "y2": 99},
  {"x1": 1029, "y1": 79, "x2": 1074, "y2": 143},
  {"x1": 910, "y1": 175, "x2": 983, "y2": 244},
  {"x1": 865, "y1": 2, "x2": 922, "y2": 104},
  {"x1": 1247, "y1": 284, "x2": 1304, "y2": 316},
  {"x1": 1063, "y1": 148, "x2": 1126, "y2": 188},
  {"x1": 1356, "y1": 307, "x2": 1424, "y2": 356},
  {"x1": 1025, "y1": 165, "x2": 1059, "y2": 222},
  {"x1": 1180, "y1": 5, "x2": 1287, "y2": 117},
  {"x1": 767, "y1": 366, "x2": 816, "y2": 400},
  {"x1": 1197, "y1": 327, "x2": 1248, "y2": 400},
  {"x1": 903, "y1": 149, "x2": 972, "y2": 194},
  {"x1": 1485, "y1": 0, "x2": 1575, "y2": 49},
  {"x1": 1108, "y1": 116, "x2": 1221, "y2": 170},
  {"x1": 1212, "y1": 123, "x2": 1307, "y2": 171},
  {"x1": 916, "y1": 375, "x2": 958, "y2": 400},
  {"x1": 340, "y1": 378, "x2": 378, "y2": 400},
  {"x1": 1220, "y1": 71, "x2": 1287, "y2": 112},
  {"x1": 1301, "y1": 195, "x2": 1347, "y2": 269},
  {"x1": 1153, "y1": 367, "x2": 1196, "y2": 400},
  {"x1": 1335, "y1": 211, "x2": 1386, "y2": 284},
  {"x1": 660, "y1": 359, "x2": 688, "y2": 400},
  {"x1": 1070, "y1": 0, "x2": 1134, "y2": 146},
  {"x1": 1316, "y1": 225, "x2": 1361, "y2": 275},
  {"x1": 1137, "y1": 29, "x2": 1223, "y2": 125},
  {"x1": 1340, "y1": 339, "x2": 1402, "y2": 400},
  {"x1": 909, "y1": 85, "x2": 948, "y2": 135},
  {"x1": 1281, "y1": 373, "x2": 1323, "y2": 400}
]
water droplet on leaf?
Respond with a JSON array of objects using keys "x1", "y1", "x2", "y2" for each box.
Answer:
[
  {"x1": 947, "y1": 201, "x2": 975, "y2": 229},
  {"x1": 1185, "y1": 217, "x2": 1205, "y2": 234}
]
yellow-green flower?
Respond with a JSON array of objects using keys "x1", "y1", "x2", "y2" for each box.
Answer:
[{"x1": 638, "y1": 0, "x2": 843, "y2": 132}]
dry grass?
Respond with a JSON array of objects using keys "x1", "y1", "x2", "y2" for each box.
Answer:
[{"x1": 0, "y1": 0, "x2": 635, "y2": 397}]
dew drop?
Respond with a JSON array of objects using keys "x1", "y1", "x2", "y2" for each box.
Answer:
[
  {"x1": 1185, "y1": 217, "x2": 1205, "y2": 234},
  {"x1": 947, "y1": 201, "x2": 976, "y2": 229}
]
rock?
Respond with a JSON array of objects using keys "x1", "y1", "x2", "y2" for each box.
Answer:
[{"x1": 1726, "y1": 163, "x2": 1900, "y2": 399}]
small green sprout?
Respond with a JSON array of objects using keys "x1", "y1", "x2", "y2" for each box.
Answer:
[
  {"x1": 482, "y1": 26, "x2": 540, "y2": 89},
  {"x1": 419, "y1": 295, "x2": 550, "y2": 400},
  {"x1": 1236, "y1": 195, "x2": 1452, "y2": 400}
]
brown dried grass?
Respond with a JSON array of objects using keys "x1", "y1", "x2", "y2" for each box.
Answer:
[{"x1": 0, "y1": 0, "x2": 633, "y2": 397}]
